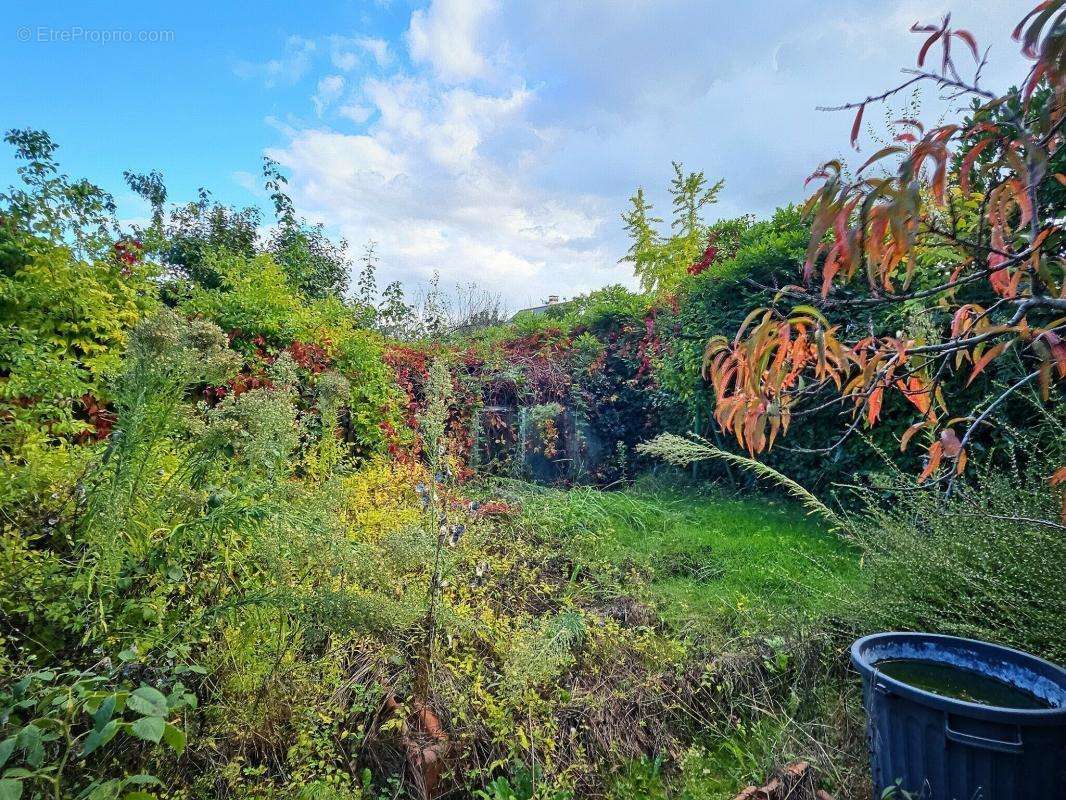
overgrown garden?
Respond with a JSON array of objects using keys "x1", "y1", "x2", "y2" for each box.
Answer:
[{"x1": 2, "y1": 4, "x2": 1064, "y2": 799}]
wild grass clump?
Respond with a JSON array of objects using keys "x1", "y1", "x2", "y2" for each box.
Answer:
[
  {"x1": 833, "y1": 423, "x2": 1066, "y2": 664},
  {"x1": 637, "y1": 434, "x2": 842, "y2": 530}
]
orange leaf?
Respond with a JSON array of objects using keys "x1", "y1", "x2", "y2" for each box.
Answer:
[
  {"x1": 1012, "y1": 179, "x2": 1033, "y2": 226},
  {"x1": 867, "y1": 386, "x2": 884, "y2": 425},
  {"x1": 919, "y1": 441, "x2": 944, "y2": 482},
  {"x1": 900, "y1": 421, "x2": 926, "y2": 451},
  {"x1": 966, "y1": 341, "x2": 1010, "y2": 386},
  {"x1": 1030, "y1": 225, "x2": 1057, "y2": 254},
  {"x1": 895, "y1": 376, "x2": 931, "y2": 413},
  {"x1": 960, "y1": 137, "x2": 995, "y2": 194}
]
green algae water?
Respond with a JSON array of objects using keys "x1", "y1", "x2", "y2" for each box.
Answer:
[{"x1": 875, "y1": 659, "x2": 1051, "y2": 709}]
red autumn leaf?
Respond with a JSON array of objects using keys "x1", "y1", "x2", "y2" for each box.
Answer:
[
  {"x1": 867, "y1": 385, "x2": 884, "y2": 425},
  {"x1": 915, "y1": 23, "x2": 946, "y2": 67},
  {"x1": 1013, "y1": 2, "x2": 1054, "y2": 42},
  {"x1": 953, "y1": 29, "x2": 981, "y2": 61},
  {"x1": 988, "y1": 257, "x2": 1014, "y2": 297},
  {"x1": 1024, "y1": 62, "x2": 1048, "y2": 101},
  {"x1": 851, "y1": 104, "x2": 865, "y2": 150},
  {"x1": 960, "y1": 137, "x2": 995, "y2": 193},
  {"x1": 858, "y1": 145, "x2": 906, "y2": 174},
  {"x1": 895, "y1": 376, "x2": 931, "y2": 413},
  {"x1": 1045, "y1": 331, "x2": 1066, "y2": 379}
]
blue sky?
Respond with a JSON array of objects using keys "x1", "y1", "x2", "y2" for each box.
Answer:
[{"x1": 2, "y1": 1, "x2": 1029, "y2": 309}]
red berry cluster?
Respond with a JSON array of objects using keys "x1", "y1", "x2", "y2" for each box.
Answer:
[{"x1": 113, "y1": 238, "x2": 144, "y2": 269}]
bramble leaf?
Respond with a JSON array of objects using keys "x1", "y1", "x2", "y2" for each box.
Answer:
[
  {"x1": 130, "y1": 716, "x2": 165, "y2": 744},
  {"x1": 126, "y1": 687, "x2": 167, "y2": 718}
]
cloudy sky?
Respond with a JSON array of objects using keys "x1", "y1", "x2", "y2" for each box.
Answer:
[{"x1": 3, "y1": 1, "x2": 1030, "y2": 310}]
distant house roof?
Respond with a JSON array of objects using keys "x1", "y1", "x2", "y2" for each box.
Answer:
[{"x1": 510, "y1": 295, "x2": 571, "y2": 320}]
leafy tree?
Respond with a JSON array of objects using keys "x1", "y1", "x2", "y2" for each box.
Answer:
[
  {"x1": 127, "y1": 157, "x2": 352, "y2": 301},
  {"x1": 262, "y1": 156, "x2": 350, "y2": 299},
  {"x1": 0, "y1": 129, "x2": 116, "y2": 257},
  {"x1": 622, "y1": 163, "x2": 723, "y2": 294},
  {"x1": 670, "y1": 162, "x2": 721, "y2": 248},
  {"x1": 357, "y1": 240, "x2": 379, "y2": 310},
  {"x1": 0, "y1": 134, "x2": 157, "y2": 475},
  {"x1": 158, "y1": 188, "x2": 261, "y2": 289},
  {"x1": 122, "y1": 168, "x2": 167, "y2": 230},
  {"x1": 377, "y1": 280, "x2": 415, "y2": 339},
  {"x1": 703, "y1": 2, "x2": 1066, "y2": 489},
  {"x1": 268, "y1": 222, "x2": 351, "y2": 300},
  {"x1": 262, "y1": 155, "x2": 296, "y2": 230},
  {"x1": 620, "y1": 187, "x2": 662, "y2": 290}
]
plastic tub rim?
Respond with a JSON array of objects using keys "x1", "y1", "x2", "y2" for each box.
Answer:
[{"x1": 851, "y1": 631, "x2": 1066, "y2": 725}]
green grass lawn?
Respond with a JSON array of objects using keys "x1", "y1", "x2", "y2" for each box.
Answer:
[{"x1": 510, "y1": 479, "x2": 859, "y2": 634}]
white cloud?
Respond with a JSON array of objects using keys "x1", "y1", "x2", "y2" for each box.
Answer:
[
  {"x1": 338, "y1": 103, "x2": 374, "y2": 124},
  {"x1": 329, "y1": 40, "x2": 360, "y2": 72},
  {"x1": 231, "y1": 170, "x2": 260, "y2": 195},
  {"x1": 329, "y1": 35, "x2": 392, "y2": 72},
  {"x1": 234, "y1": 35, "x2": 316, "y2": 87},
  {"x1": 268, "y1": 67, "x2": 611, "y2": 306},
  {"x1": 258, "y1": 0, "x2": 1030, "y2": 307},
  {"x1": 357, "y1": 37, "x2": 391, "y2": 68},
  {"x1": 406, "y1": 0, "x2": 498, "y2": 84},
  {"x1": 312, "y1": 75, "x2": 346, "y2": 116},
  {"x1": 328, "y1": 51, "x2": 358, "y2": 72}
]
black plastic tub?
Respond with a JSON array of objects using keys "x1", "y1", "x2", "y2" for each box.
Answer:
[{"x1": 851, "y1": 632, "x2": 1066, "y2": 798}]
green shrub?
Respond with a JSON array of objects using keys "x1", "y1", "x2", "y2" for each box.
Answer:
[
  {"x1": 180, "y1": 252, "x2": 308, "y2": 348},
  {"x1": 0, "y1": 236, "x2": 158, "y2": 513},
  {"x1": 0, "y1": 665, "x2": 194, "y2": 800},
  {"x1": 835, "y1": 421, "x2": 1066, "y2": 663}
]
